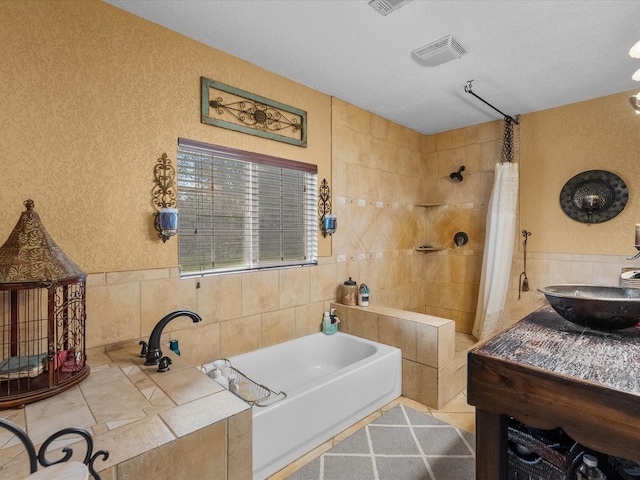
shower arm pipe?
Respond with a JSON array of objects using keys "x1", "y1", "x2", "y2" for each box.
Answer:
[{"x1": 464, "y1": 81, "x2": 519, "y2": 125}]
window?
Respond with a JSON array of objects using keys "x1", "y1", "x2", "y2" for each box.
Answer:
[{"x1": 176, "y1": 138, "x2": 318, "y2": 277}]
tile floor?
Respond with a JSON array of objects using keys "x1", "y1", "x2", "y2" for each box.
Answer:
[{"x1": 268, "y1": 391, "x2": 475, "y2": 479}]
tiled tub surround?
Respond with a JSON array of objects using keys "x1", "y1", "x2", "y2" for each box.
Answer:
[
  {"x1": 330, "y1": 303, "x2": 470, "y2": 409},
  {"x1": 0, "y1": 345, "x2": 251, "y2": 479}
]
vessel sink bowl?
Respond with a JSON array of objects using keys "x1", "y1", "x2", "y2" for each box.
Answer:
[{"x1": 538, "y1": 285, "x2": 640, "y2": 330}]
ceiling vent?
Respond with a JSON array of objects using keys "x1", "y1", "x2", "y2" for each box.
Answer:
[
  {"x1": 412, "y1": 35, "x2": 467, "y2": 67},
  {"x1": 368, "y1": 0, "x2": 412, "y2": 16}
]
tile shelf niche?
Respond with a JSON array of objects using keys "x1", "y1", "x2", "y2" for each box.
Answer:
[{"x1": 416, "y1": 204, "x2": 444, "y2": 252}]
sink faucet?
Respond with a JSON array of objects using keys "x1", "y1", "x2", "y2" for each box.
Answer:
[{"x1": 140, "y1": 310, "x2": 202, "y2": 365}]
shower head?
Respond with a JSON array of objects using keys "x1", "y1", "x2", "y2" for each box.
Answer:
[{"x1": 450, "y1": 166, "x2": 465, "y2": 182}]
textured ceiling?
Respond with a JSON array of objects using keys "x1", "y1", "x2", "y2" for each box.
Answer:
[{"x1": 104, "y1": 0, "x2": 640, "y2": 135}]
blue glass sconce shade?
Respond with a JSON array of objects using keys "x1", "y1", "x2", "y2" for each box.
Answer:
[{"x1": 155, "y1": 208, "x2": 178, "y2": 243}]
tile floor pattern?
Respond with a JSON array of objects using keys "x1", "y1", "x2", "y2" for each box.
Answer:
[{"x1": 269, "y1": 392, "x2": 476, "y2": 480}]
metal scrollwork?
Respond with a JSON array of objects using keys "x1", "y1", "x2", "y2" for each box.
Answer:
[
  {"x1": 151, "y1": 153, "x2": 177, "y2": 212},
  {"x1": 0, "y1": 418, "x2": 109, "y2": 479},
  {"x1": 201, "y1": 76, "x2": 307, "y2": 147},
  {"x1": 208, "y1": 98, "x2": 302, "y2": 134},
  {"x1": 318, "y1": 178, "x2": 332, "y2": 237}
]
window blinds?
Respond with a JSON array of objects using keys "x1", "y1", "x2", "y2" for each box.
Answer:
[{"x1": 177, "y1": 138, "x2": 318, "y2": 277}]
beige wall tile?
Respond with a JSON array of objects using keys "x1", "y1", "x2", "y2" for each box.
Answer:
[
  {"x1": 437, "y1": 322, "x2": 456, "y2": 366},
  {"x1": 220, "y1": 315, "x2": 261, "y2": 357},
  {"x1": 416, "y1": 323, "x2": 438, "y2": 368},
  {"x1": 310, "y1": 263, "x2": 339, "y2": 303},
  {"x1": 196, "y1": 274, "x2": 242, "y2": 322},
  {"x1": 25, "y1": 388, "x2": 95, "y2": 445},
  {"x1": 420, "y1": 133, "x2": 437, "y2": 154},
  {"x1": 98, "y1": 467, "x2": 117, "y2": 480},
  {"x1": 228, "y1": 409, "x2": 253, "y2": 480},
  {"x1": 345, "y1": 308, "x2": 379, "y2": 341},
  {"x1": 402, "y1": 359, "x2": 437, "y2": 408},
  {"x1": 153, "y1": 367, "x2": 221, "y2": 406},
  {"x1": 139, "y1": 277, "x2": 198, "y2": 338},
  {"x1": 242, "y1": 270, "x2": 279, "y2": 317},
  {"x1": 332, "y1": 98, "x2": 371, "y2": 134},
  {"x1": 455, "y1": 361, "x2": 467, "y2": 395},
  {"x1": 436, "y1": 360, "x2": 456, "y2": 409},
  {"x1": 378, "y1": 315, "x2": 417, "y2": 361},
  {"x1": 87, "y1": 281, "x2": 141, "y2": 348},
  {"x1": 158, "y1": 391, "x2": 246, "y2": 437},
  {"x1": 549, "y1": 258, "x2": 594, "y2": 284},
  {"x1": 106, "y1": 268, "x2": 171, "y2": 284},
  {"x1": 172, "y1": 320, "x2": 220, "y2": 366},
  {"x1": 81, "y1": 374, "x2": 149, "y2": 424},
  {"x1": 279, "y1": 267, "x2": 311, "y2": 309},
  {"x1": 449, "y1": 310, "x2": 475, "y2": 334},
  {"x1": 86, "y1": 272, "x2": 106, "y2": 287},
  {"x1": 262, "y1": 308, "x2": 296, "y2": 347},
  {"x1": 116, "y1": 421, "x2": 226, "y2": 480},
  {"x1": 295, "y1": 301, "x2": 325, "y2": 336},
  {"x1": 371, "y1": 114, "x2": 389, "y2": 141}
]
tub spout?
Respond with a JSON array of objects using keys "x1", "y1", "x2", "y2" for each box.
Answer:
[{"x1": 143, "y1": 310, "x2": 202, "y2": 365}]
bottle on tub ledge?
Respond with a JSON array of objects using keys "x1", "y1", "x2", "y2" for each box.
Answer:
[
  {"x1": 322, "y1": 309, "x2": 340, "y2": 335},
  {"x1": 358, "y1": 283, "x2": 370, "y2": 306},
  {"x1": 341, "y1": 277, "x2": 358, "y2": 305}
]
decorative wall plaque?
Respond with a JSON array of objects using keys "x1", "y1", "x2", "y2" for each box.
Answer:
[
  {"x1": 559, "y1": 170, "x2": 628, "y2": 224},
  {"x1": 201, "y1": 77, "x2": 307, "y2": 147}
]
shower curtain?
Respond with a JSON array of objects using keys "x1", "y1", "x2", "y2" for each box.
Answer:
[{"x1": 472, "y1": 123, "x2": 519, "y2": 340}]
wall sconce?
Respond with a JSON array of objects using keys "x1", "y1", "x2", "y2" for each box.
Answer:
[
  {"x1": 151, "y1": 153, "x2": 178, "y2": 242},
  {"x1": 318, "y1": 178, "x2": 337, "y2": 237}
]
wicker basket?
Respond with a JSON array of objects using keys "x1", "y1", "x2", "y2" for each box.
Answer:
[{"x1": 508, "y1": 423, "x2": 584, "y2": 480}]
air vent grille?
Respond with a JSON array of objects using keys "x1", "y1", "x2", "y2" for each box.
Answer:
[
  {"x1": 368, "y1": 0, "x2": 412, "y2": 16},
  {"x1": 412, "y1": 35, "x2": 467, "y2": 67}
]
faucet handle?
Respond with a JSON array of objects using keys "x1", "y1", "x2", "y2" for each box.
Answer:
[
  {"x1": 158, "y1": 356, "x2": 172, "y2": 372},
  {"x1": 139, "y1": 341, "x2": 148, "y2": 358}
]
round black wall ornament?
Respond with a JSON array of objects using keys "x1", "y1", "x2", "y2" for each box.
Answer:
[{"x1": 559, "y1": 170, "x2": 628, "y2": 224}]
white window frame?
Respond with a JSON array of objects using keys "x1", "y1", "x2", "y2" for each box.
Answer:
[{"x1": 176, "y1": 138, "x2": 318, "y2": 277}]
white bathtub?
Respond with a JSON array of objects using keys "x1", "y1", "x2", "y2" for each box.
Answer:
[{"x1": 226, "y1": 331, "x2": 402, "y2": 480}]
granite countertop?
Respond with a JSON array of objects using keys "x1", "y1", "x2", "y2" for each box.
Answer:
[
  {"x1": 0, "y1": 342, "x2": 249, "y2": 476},
  {"x1": 476, "y1": 305, "x2": 640, "y2": 396}
]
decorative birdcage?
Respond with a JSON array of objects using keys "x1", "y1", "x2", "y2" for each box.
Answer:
[{"x1": 0, "y1": 200, "x2": 88, "y2": 408}]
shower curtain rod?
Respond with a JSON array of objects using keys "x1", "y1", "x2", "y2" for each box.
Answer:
[{"x1": 464, "y1": 81, "x2": 519, "y2": 125}]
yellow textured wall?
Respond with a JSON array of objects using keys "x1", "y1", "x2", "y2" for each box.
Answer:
[
  {"x1": 520, "y1": 91, "x2": 640, "y2": 255},
  {"x1": 0, "y1": 0, "x2": 332, "y2": 273}
]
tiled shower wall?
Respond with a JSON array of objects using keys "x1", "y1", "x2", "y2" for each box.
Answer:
[{"x1": 331, "y1": 98, "x2": 504, "y2": 334}]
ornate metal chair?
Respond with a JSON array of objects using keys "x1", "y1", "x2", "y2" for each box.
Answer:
[{"x1": 0, "y1": 417, "x2": 108, "y2": 479}]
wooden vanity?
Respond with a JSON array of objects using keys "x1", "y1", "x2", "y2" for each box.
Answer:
[{"x1": 467, "y1": 305, "x2": 640, "y2": 479}]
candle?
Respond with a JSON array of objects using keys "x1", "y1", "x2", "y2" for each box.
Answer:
[
  {"x1": 636, "y1": 224, "x2": 640, "y2": 246},
  {"x1": 582, "y1": 194, "x2": 600, "y2": 209}
]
